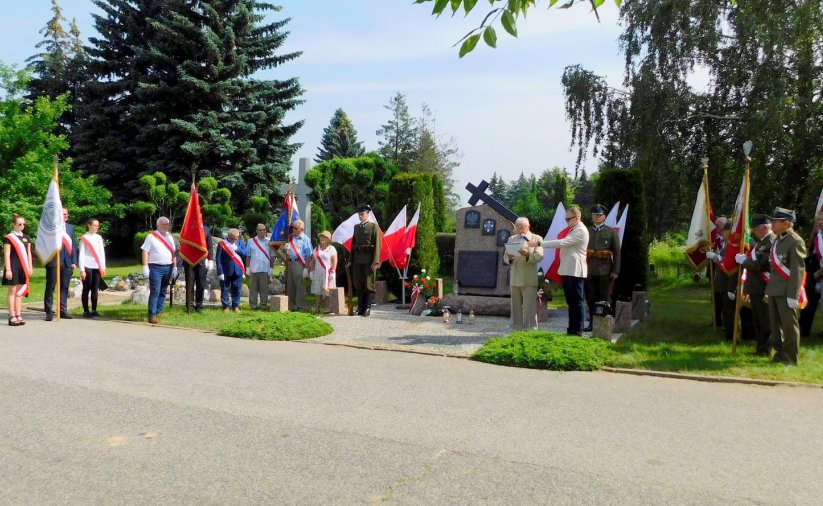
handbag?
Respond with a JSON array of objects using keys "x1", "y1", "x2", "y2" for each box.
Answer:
[{"x1": 98, "y1": 277, "x2": 109, "y2": 291}]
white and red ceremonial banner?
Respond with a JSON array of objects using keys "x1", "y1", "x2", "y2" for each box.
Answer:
[
  {"x1": 538, "y1": 203, "x2": 569, "y2": 284},
  {"x1": 721, "y1": 170, "x2": 750, "y2": 275},
  {"x1": 380, "y1": 205, "x2": 406, "y2": 266},
  {"x1": 395, "y1": 204, "x2": 420, "y2": 270},
  {"x1": 332, "y1": 210, "x2": 378, "y2": 251},
  {"x1": 35, "y1": 172, "x2": 66, "y2": 264},
  {"x1": 685, "y1": 172, "x2": 713, "y2": 269}
]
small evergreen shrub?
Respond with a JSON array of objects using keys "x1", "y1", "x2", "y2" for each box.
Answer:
[
  {"x1": 472, "y1": 331, "x2": 617, "y2": 371},
  {"x1": 218, "y1": 313, "x2": 333, "y2": 341}
]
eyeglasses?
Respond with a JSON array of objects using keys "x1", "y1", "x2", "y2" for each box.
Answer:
[
  {"x1": 565, "y1": 216, "x2": 577, "y2": 222},
  {"x1": 257, "y1": 229, "x2": 266, "y2": 232}
]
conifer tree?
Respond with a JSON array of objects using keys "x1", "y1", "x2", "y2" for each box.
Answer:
[
  {"x1": 315, "y1": 108, "x2": 365, "y2": 163},
  {"x1": 376, "y1": 92, "x2": 417, "y2": 171}
]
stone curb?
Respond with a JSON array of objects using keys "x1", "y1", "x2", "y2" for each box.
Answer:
[{"x1": 600, "y1": 366, "x2": 823, "y2": 389}]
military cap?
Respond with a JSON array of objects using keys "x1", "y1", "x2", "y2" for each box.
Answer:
[
  {"x1": 770, "y1": 207, "x2": 796, "y2": 222},
  {"x1": 591, "y1": 204, "x2": 608, "y2": 215},
  {"x1": 750, "y1": 214, "x2": 771, "y2": 228},
  {"x1": 356, "y1": 204, "x2": 372, "y2": 213}
]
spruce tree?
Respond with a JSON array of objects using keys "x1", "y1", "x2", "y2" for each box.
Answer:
[
  {"x1": 376, "y1": 92, "x2": 417, "y2": 171},
  {"x1": 315, "y1": 108, "x2": 365, "y2": 163},
  {"x1": 73, "y1": 0, "x2": 303, "y2": 210}
]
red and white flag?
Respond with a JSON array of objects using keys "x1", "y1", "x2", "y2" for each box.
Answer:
[
  {"x1": 395, "y1": 204, "x2": 420, "y2": 270},
  {"x1": 604, "y1": 202, "x2": 620, "y2": 229},
  {"x1": 538, "y1": 203, "x2": 569, "y2": 284},
  {"x1": 332, "y1": 210, "x2": 377, "y2": 251},
  {"x1": 721, "y1": 170, "x2": 750, "y2": 274},
  {"x1": 380, "y1": 205, "x2": 406, "y2": 266},
  {"x1": 614, "y1": 204, "x2": 628, "y2": 249}
]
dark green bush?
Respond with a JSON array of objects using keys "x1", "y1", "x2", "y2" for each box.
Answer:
[
  {"x1": 436, "y1": 233, "x2": 455, "y2": 276},
  {"x1": 133, "y1": 231, "x2": 150, "y2": 260},
  {"x1": 472, "y1": 331, "x2": 616, "y2": 371},
  {"x1": 218, "y1": 312, "x2": 333, "y2": 341}
]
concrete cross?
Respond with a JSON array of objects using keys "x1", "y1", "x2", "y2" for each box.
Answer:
[
  {"x1": 465, "y1": 180, "x2": 518, "y2": 223},
  {"x1": 281, "y1": 158, "x2": 314, "y2": 239}
]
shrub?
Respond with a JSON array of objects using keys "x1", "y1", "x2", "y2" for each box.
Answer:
[
  {"x1": 133, "y1": 231, "x2": 150, "y2": 260},
  {"x1": 436, "y1": 233, "x2": 455, "y2": 276},
  {"x1": 218, "y1": 312, "x2": 333, "y2": 341},
  {"x1": 472, "y1": 331, "x2": 617, "y2": 371}
]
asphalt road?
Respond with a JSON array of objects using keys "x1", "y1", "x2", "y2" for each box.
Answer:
[{"x1": 2, "y1": 316, "x2": 823, "y2": 505}]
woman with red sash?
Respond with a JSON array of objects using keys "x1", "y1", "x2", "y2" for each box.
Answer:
[
  {"x1": 308, "y1": 230, "x2": 338, "y2": 313},
  {"x1": 3, "y1": 214, "x2": 33, "y2": 326},
  {"x1": 79, "y1": 218, "x2": 107, "y2": 318}
]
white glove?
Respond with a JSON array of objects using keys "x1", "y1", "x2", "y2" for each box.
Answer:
[
  {"x1": 705, "y1": 252, "x2": 718, "y2": 261},
  {"x1": 787, "y1": 298, "x2": 798, "y2": 309},
  {"x1": 142, "y1": 265, "x2": 150, "y2": 278},
  {"x1": 172, "y1": 267, "x2": 178, "y2": 279},
  {"x1": 218, "y1": 274, "x2": 225, "y2": 281},
  {"x1": 205, "y1": 259, "x2": 213, "y2": 270},
  {"x1": 735, "y1": 254, "x2": 747, "y2": 265},
  {"x1": 727, "y1": 292, "x2": 735, "y2": 300}
]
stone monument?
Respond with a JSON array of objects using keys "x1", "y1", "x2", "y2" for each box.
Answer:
[{"x1": 442, "y1": 180, "x2": 519, "y2": 316}]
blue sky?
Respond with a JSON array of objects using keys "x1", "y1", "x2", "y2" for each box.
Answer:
[{"x1": 0, "y1": 0, "x2": 625, "y2": 205}]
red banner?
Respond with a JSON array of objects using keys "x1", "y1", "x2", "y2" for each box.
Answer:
[{"x1": 180, "y1": 184, "x2": 208, "y2": 266}]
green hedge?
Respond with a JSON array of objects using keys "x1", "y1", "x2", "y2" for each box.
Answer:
[
  {"x1": 436, "y1": 233, "x2": 455, "y2": 276},
  {"x1": 595, "y1": 168, "x2": 648, "y2": 299},
  {"x1": 472, "y1": 331, "x2": 616, "y2": 371},
  {"x1": 218, "y1": 312, "x2": 333, "y2": 341}
]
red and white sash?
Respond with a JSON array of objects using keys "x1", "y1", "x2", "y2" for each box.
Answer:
[
  {"x1": 5, "y1": 233, "x2": 30, "y2": 297},
  {"x1": 80, "y1": 235, "x2": 106, "y2": 277},
  {"x1": 749, "y1": 246, "x2": 770, "y2": 283},
  {"x1": 770, "y1": 238, "x2": 791, "y2": 280},
  {"x1": 151, "y1": 231, "x2": 175, "y2": 258},
  {"x1": 815, "y1": 233, "x2": 823, "y2": 266},
  {"x1": 62, "y1": 231, "x2": 73, "y2": 256},
  {"x1": 289, "y1": 236, "x2": 306, "y2": 267},
  {"x1": 315, "y1": 247, "x2": 333, "y2": 290},
  {"x1": 219, "y1": 241, "x2": 246, "y2": 276},
  {"x1": 252, "y1": 237, "x2": 271, "y2": 262}
]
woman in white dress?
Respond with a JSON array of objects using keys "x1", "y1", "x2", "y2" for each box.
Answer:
[
  {"x1": 78, "y1": 218, "x2": 107, "y2": 318},
  {"x1": 308, "y1": 230, "x2": 337, "y2": 313}
]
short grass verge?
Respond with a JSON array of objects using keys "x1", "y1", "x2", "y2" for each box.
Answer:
[
  {"x1": 72, "y1": 302, "x2": 333, "y2": 341},
  {"x1": 472, "y1": 331, "x2": 616, "y2": 371},
  {"x1": 611, "y1": 277, "x2": 823, "y2": 384}
]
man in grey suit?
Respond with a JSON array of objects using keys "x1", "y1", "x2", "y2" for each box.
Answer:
[
  {"x1": 504, "y1": 217, "x2": 544, "y2": 330},
  {"x1": 765, "y1": 207, "x2": 806, "y2": 365}
]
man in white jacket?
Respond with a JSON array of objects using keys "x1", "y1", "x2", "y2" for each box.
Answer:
[{"x1": 536, "y1": 205, "x2": 589, "y2": 336}]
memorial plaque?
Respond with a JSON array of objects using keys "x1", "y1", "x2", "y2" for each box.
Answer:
[
  {"x1": 457, "y1": 251, "x2": 498, "y2": 288},
  {"x1": 464, "y1": 210, "x2": 481, "y2": 228},
  {"x1": 496, "y1": 229, "x2": 511, "y2": 246},
  {"x1": 482, "y1": 219, "x2": 496, "y2": 236}
]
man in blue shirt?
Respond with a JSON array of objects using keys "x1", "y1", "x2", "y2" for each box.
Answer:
[{"x1": 279, "y1": 219, "x2": 312, "y2": 310}]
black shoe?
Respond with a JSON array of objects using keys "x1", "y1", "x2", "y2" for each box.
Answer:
[
  {"x1": 82, "y1": 312, "x2": 93, "y2": 319},
  {"x1": 194, "y1": 307, "x2": 203, "y2": 314},
  {"x1": 91, "y1": 311, "x2": 101, "y2": 318},
  {"x1": 61, "y1": 313, "x2": 74, "y2": 320},
  {"x1": 45, "y1": 312, "x2": 54, "y2": 321},
  {"x1": 363, "y1": 308, "x2": 370, "y2": 317},
  {"x1": 583, "y1": 324, "x2": 593, "y2": 332}
]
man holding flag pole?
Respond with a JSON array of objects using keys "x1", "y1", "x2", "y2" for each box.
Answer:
[{"x1": 179, "y1": 177, "x2": 212, "y2": 313}]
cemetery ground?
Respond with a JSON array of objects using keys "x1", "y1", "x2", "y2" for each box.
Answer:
[{"x1": 8, "y1": 262, "x2": 823, "y2": 384}]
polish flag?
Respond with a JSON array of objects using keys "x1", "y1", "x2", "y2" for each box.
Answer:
[
  {"x1": 395, "y1": 203, "x2": 420, "y2": 270},
  {"x1": 604, "y1": 202, "x2": 620, "y2": 228},
  {"x1": 538, "y1": 203, "x2": 569, "y2": 284},
  {"x1": 614, "y1": 204, "x2": 629, "y2": 250},
  {"x1": 332, "y1": 211, "x2": 377, "y2": 250},
  {"x1": 380, "y1": 205, "x2": 407, "y2": 266}
]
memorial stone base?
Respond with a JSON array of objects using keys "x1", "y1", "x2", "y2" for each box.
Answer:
[
  {"x1": 441, "y1": 294, "x2": 511, "y2": 317},
  {"x1": 614, "y1": 301, "x2": 632, "y2": 333},
  {"x1": 592, "y1": 315, "x2": 615, "y2": 340},
  {"x1": 374, "y1": 281, "x2": 388, "y2": 305},
  {"x1": 269, "y1": 295, "x2": 288, "y2": 312},
  {"x1": 632, "y1": 291, "x2": 648, "y2": 321},
  {"x1": 328, "y1": 288, "x2": 346, "y2": 315}
]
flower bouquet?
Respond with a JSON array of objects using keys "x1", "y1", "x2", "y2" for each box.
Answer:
[
  {"x1": 405, "y1": 269, "x2": 438, "y2": 315},
  {"x1": 421, "y1": 295, "x2": 450, "y2": 317}
]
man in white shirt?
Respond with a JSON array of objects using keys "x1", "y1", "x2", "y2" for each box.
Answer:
[
  {"x1": 246, "y1": 223, "x2": 274, "y2": 309},
  {"x1": 278, "y1": 219, "x2": 312, "y2": 311},
  {"x1": 141, "y1": 217, "x2": 178, "y2": 324},
  {"x1": 537, "y1": 205, "x2": 589, "y2": 336}
]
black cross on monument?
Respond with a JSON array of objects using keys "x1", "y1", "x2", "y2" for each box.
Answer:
[{"x1": 465, "y1": 180, "x2": 519, "y2": 223}]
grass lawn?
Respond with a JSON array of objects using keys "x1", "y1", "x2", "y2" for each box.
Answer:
[
  {"x1": 73, "y1": 302, "x2": 332, "y2": 340},
  {"x1": 612, "y1": 277, "x2": 823, "y2": 384}
]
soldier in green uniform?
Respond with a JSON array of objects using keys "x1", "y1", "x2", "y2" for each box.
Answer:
[
  {"x1": 584, "y1": 204, "x2": 620, "y2": 331},
  {"x1": 735, "y1": 215, "x2": 774, "y2": 355},
  {"x1": 350, "y1": 204, "x2": 381, "y2": 316},
  {"x1": 765, "y1": 207, "x2": 806, "y2": 365}
]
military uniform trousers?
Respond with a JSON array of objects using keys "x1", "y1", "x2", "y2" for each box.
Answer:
[
  {"x1": 585, "y1": 274, "x2": 611, "y2": 319},
  {"x1": 511, "y1": 285, "x2": 538, "y2": 330},
  {"x1": 352, "y1": 263, "x2": 376, "y2": 315},
  {"x1": 749, "y1": 294, "x2": 771, "y2": 355},
  {"x1": 286, "y1": 260, "x2": 306, "y2": 310},
  {"x1": 768, "y1": 296, "x2": 800, "y2": 364},
  {"x1": 184, "y1": 262, "x2": 208, "y2": 310}
]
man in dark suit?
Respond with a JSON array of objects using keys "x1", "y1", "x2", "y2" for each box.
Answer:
[
  {"x1": 182, "y1": 224, "x2": 214, "y2": 313},
  {"x1": 216, "y1": 227, "x2": 248, "y2": 312},
  {"x1": 44, "y1": 208, "x2": 79, "y2": 320}
]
